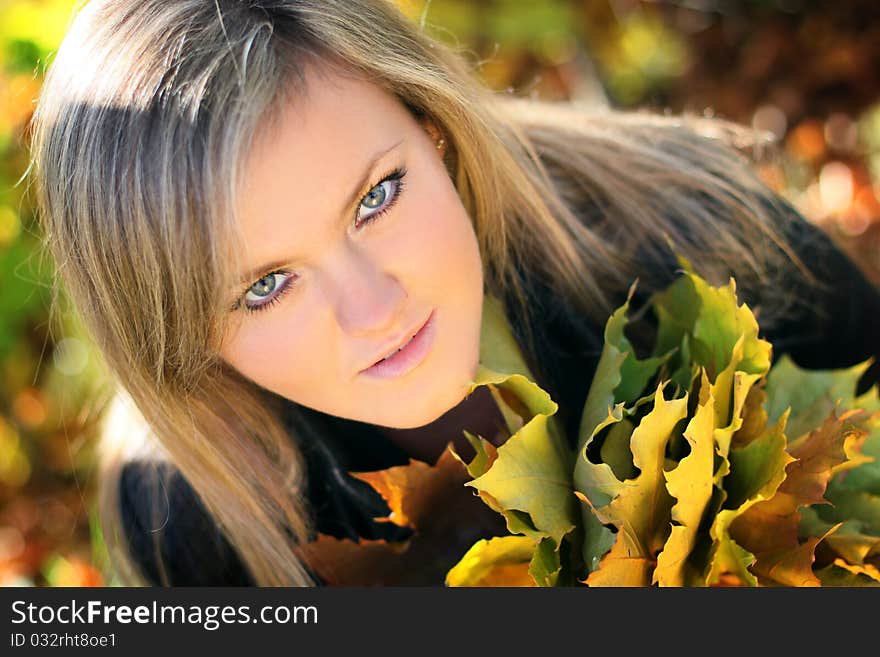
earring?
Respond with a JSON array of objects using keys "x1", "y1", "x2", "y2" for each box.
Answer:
[{"x1": 436, "y1": 138, "x2": 445, "y2": 150}]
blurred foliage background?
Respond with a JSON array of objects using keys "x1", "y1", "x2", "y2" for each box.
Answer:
[{"x1": 0, "y1": 0, "x2": 878, "y2": 586}]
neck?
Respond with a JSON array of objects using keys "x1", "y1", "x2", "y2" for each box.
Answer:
[{"x1": 377, "y1": 385, "x2": 509, "y2": 465}]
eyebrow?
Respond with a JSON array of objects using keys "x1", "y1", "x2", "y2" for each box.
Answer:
[{"x1": 234, "y1": 138, "x2": 405, "y2": 288}]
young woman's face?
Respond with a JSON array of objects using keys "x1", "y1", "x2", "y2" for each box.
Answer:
[{"x1": 219, "y1": 66, "x2": 485, "y2": 429}]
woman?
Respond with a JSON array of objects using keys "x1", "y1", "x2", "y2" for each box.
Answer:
[{"x1": 29, "y1": 0, "x2": 879, "y2": 586}]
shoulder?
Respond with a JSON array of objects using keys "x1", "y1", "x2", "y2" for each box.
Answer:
[
  {"x1": 118, "y1": 459, "x2": 255, "y2": 586},
  {"x1": 117, "y1": 424, "x2": 414, "y2": 586}
]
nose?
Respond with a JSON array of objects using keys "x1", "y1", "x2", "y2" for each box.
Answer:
[{"x1": 319, "y1": 244, "x2": 407, "y2": 337}]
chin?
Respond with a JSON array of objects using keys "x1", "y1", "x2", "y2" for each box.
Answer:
[{"x1": 384, "y1": 367, "x2": 476, "y2": 429}]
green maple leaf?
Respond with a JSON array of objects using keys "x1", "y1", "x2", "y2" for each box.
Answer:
[
  {"x1": 464, "y1": 370, "x2": 577, "y2": 546},
  {"x1": 457, "y1": 294, "x2": 578, "y2": 552},
  {"x1": 650, "y1": 266, "x2": 770, "y2": 382}
]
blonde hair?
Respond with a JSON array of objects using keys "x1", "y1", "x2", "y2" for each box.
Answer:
[{"x1": 29, "y1": 0, "x2": 816, "y2": 586}]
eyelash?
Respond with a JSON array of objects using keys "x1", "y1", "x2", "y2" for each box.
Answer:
[{"x1": 236, "y1": 166, "x2": 408, "y2": 314}]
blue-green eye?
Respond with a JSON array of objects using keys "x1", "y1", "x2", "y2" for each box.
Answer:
[
  {"x1": 362, "y1": 184, "x2": 387, "y2": 208},
  {"x1": 355, "y1": 167, "x2": 407, "y2": 229},
  {"x1": 242, "y1": 271, "x2": 296, "y2": 313},
  {"x1": 250, "y1": 275, "x2": 277, "y2": 297}
]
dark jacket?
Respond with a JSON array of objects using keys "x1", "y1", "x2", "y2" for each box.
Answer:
[{"x1": 118, "y1": 201, "x2": 880, "y2": 586}]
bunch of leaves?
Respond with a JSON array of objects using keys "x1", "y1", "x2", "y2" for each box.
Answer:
[
  {"x1": 455, "y1": 258, "x2": 880, "y2": 586},
  {"x1": 299, "y1": 259, "x2": 880, "y2": 586}
]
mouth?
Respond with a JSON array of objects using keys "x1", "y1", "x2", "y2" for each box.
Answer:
[{"x1": 359, "y1": 309, "x2": 437, "y2": 379}]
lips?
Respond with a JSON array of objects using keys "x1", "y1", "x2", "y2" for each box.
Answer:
[
  {"x1": 365, "y1": 312, "x2": 432, "y2": 369},
  {"x1": 375, "y1": 332, "x2": 418, "y2": 363},
  {"x1": 359, "y1": 309, "x2": 437, "y2": 379}
]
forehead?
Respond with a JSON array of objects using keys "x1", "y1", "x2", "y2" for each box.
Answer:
[
  {"x1": 233, "y1": 65, "x2": 415, "y2": 260},
  {"x1": 243, "y1": 66, "x2": 410, "y2": 189}
]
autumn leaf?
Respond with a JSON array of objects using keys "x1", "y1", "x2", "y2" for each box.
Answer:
[
  {"x1": 463, "y1": 294, "x2": 579, "y2": 548},
  {"x1": 454, "y1": 430, "x2": 553, "y2": 541},
  {"x1": 731, "y1": 380, "x2": 769, "y2": 449},
  {"x1": 456, "y1": 430, "x2": 498, "y2": 479},
  {"x1": 578, "y1": 380, "x2": 690, "y2": 586},
  {"x1": 654, "y1": 369, "x2": 716, "y2": 586},
  {"x1": 464, "y1": 375, "x2": 577, "y2": 546},
  {"x1": 765, "y1": 354, "x2": 880, "y2": 442},
  {"x1": 820, "y1": 487, "x2": 880, "y2": 536},
  {"x1": 584, "y1": 536, "x2": 654, "y2": 587},
  {"x1": 296, "y1": 535, "x2": 412, "y2": 587},
  {"x1": 444, "y1": 534, "x2": 562, "y2": 587},
  {"x1": 815, "y1": 558, "x2": 880, "y2": 585},
  {"x1": 298, "y1": 444, "x2": 508, "y2": 586},
  {"x1": 750, "y1": 534, "x2": 827, "y2": 587},
  {"x1": 445, "y1": 535, "x2": 536, "y2": 587},
  {"x1": 650, "y1": 267, "x2": 771, "y2": 382},
  {"x1": 574, "y1": 403, "x2": 628, "y2": 571},
  {"x1": 578, "y1": 280, "x2": 672, "y2": 450},
  {"x1": 477, "y1": 295, "x2": 538, "y2": 382},
  {"x1": 710, "y1": 338, "x2": 768, "y2": 484},
  {"x1": 800, "y1": 508, "x2": 880, "y2": 569},
  {"x1": 727, "y1": 408, "x2": 869, "y2": 585},
  {"x1": 350, "y1": 447, "x2": 468, "y2": 530},
  {"x1": 528, "y1": 537, "x2": 563, "y2": 587}
]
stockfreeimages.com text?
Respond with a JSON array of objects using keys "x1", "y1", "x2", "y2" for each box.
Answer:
[{"x1": 11, "y1": 599, "x2": 317, "y2": 631}]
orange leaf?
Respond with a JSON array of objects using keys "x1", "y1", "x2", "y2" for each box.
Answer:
[
  {"x1": 584, "y1": 536, "x2": 655, "y2": 587},
  {"x1": 296, "y1": 535, "x2": 412, "y2": 586},
  {"x1": 751, "y1": 533, "x2": 833, "y2": 587},
  {"x1": 298, "y1": 443, "x2": 508, "y2": 585}
]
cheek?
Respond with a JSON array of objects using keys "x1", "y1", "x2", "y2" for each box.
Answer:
[{"x1": 221, "y1": 317, "x2": 324, "y2": 397}]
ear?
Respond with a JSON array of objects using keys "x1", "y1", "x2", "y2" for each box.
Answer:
[
  {"x1": 419, "y1": 118, "x2": 443, "y2": 144},
  {"x1": 419, "y1": 117, "x2": 446, "y2": 155}
]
